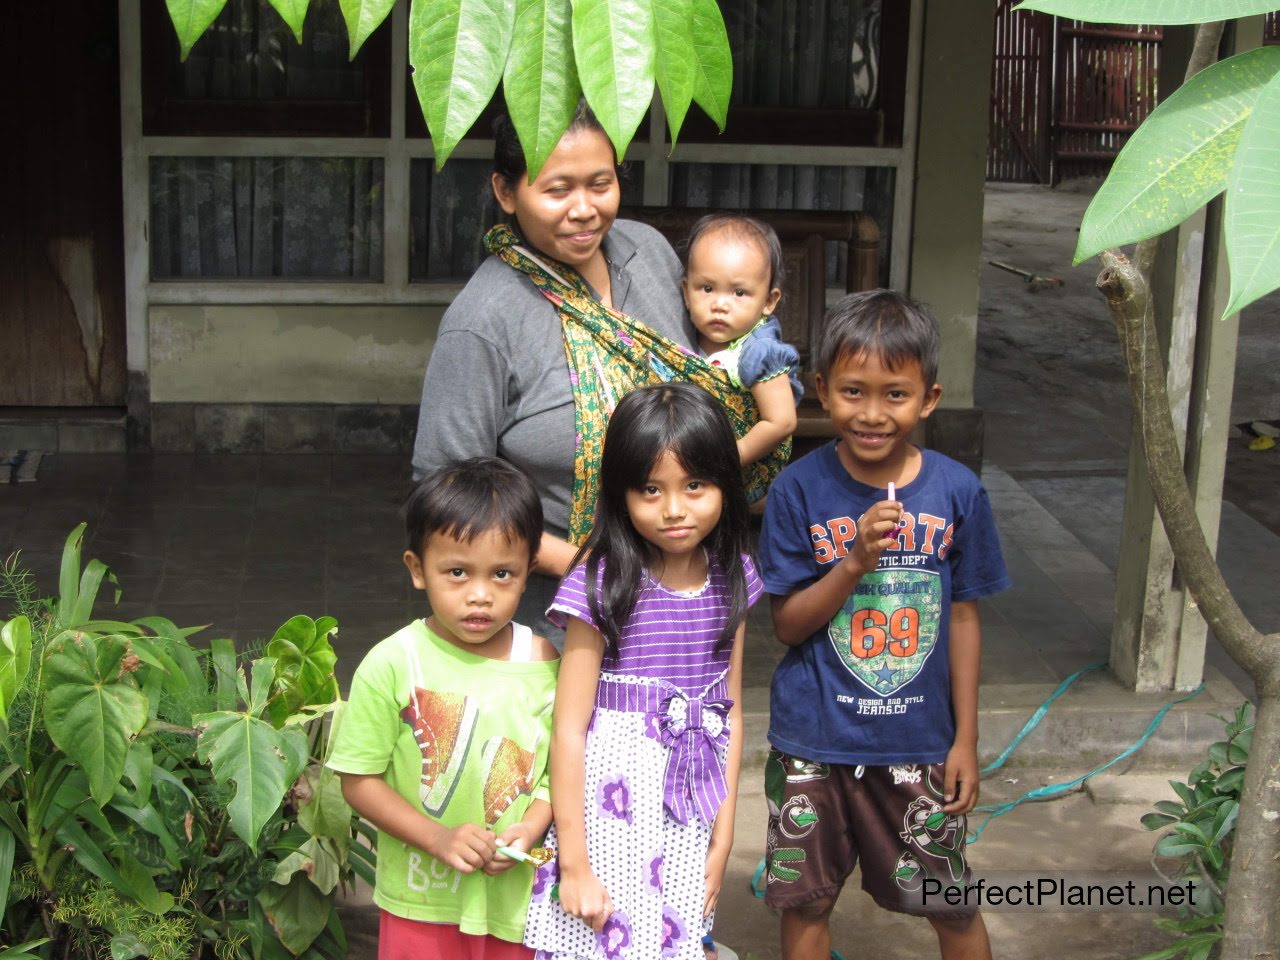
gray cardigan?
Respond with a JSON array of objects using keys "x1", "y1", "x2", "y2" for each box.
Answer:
[{"x1": 412, "y1": 219, "x2": 695, "y2": 539}]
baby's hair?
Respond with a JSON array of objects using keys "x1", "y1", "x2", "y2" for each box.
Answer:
[
  {"x1": 816, "y1": 289, "x2": 940, "y2": 387},
  {"x1": 574, "y1": 383, "x2": 751, "y2": 656},
  {"x1": 404, "y1": 457, "x2": 543, "y2": 564},
  {"x1": 683, "y1": 214, "x2": 785, "y2": 291}
]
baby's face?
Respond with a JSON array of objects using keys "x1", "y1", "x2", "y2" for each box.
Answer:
[{"x1": 682, "y1": 233, "x2": 782, "y2": 353}]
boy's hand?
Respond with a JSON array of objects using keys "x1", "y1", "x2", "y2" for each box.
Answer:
[
  {"x1": 846, "y1": 499, "x2": 904, "y2": 576},
  {"x1": 559, "y1": 865, "x2": 614, "y2": 931},
  {"x1": 427, "y1": 822, "x2": 497, "y2": 873},
  {"x1": 485, "y1": 820, "x2": 541, "y2": 876},
  {"x1": 703, "y1": 839, "x2": 731, "y2": 917},
  {"x1": 942, "y1": 742, "x2": 980, "y2": 815}
]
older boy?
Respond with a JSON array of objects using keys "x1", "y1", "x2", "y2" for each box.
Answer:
[{"x1": 759, "y1": 291, "x2": 1010, "y2": 960}]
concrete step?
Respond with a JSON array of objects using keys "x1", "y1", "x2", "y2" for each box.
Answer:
[
  {"x1": 738, "y1": 665, "x2": 1245, "y2": 771},
  {"x1": 0, "y1": 407, "x2": 126, "y2": 453}
]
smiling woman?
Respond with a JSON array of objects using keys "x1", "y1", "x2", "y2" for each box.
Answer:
[{"x1": 412, "y1": 102, "x2": 696, "y2": 645}]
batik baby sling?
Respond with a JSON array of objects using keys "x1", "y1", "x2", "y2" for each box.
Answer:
[{"x1": 484, "y1": 223, "x2": 791, "y2": 544}]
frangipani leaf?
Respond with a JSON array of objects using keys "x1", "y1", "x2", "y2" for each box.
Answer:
[
  {"x1": 339, "y1": 0, "x2": 395, "y2": 59},
  {"x1": 0, "y1": 617, "x2": 32, "y2": 724},
  {"x1": 410, "y1": 0, "x2": 515, "y2": 168},
  {"x1": 573, "y1": 0, "x2": 656, "y2": 159},
  {"x1": 1014, "y1": 0, "x2": 1277, "y2": 24},
  {"x1": 689, "y1": 0, "x2": 731, "y2": 130},
  {"x1": 265, "y1": 0, "x2": 312, "y2": 43},
  {"x1": 503, "y1": 0, "x2": 582, "y2": 180},
  {"x1": 43, "y1": 633, "x2": 148, "y2": 808},
  {"x1": 652, "y1": 0, "x2": 696, "y2": 146},
  {"x1": 164, "y1": 0, "x2": 230, "y2": 60},
  {"x1": 1225, "y1": 69, "x2": 1280, "y2": 316},
  {"x1": 1075, "y1": 47, "x2": 1280, "y2": 264}
]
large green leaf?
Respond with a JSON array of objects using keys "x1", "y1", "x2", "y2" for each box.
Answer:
[
  {"x1": 265, "y1": 616, "x2": 339, "y2": 728},
  {"x1": 164, "y1": 0, "x2": 230, "y2": 61},
  {"x1": 258, "y1": 872, "x2": 332, "y2": 956},
  {"x1": 1225, "y1": 69, "x2": 1280, "y2": 316},
  {"x1": 0, "y1": 825, "x2": 13, "y2": 931},
  {"x1": 0, "y1": 617, "x2": 32, "y2": 724},
  {"x1": 1014, "y1": 0, "x2": 1278, "y2": 23},
  {"x1": 410, "y1": 0, "x2": 515, "y2": 168},
  {"x1": 1075, "y1": 47, "x2": 1280, "y2": 264},
  {"x1": 43, "y1": 633, "x2": 148, "y2": 808},
  {"x1": 652, "y1": 0, "x2": 695, "y2": 146},
  {"x1": 503, "y1": 0, "x2": 582, "y2": 180},
  {"x1": 688, "y1": 0, "x2": 731, "y2": 130},
  {"x1": 266, "y1": 0, "x2": 312, "y2": 43},
  {"x1": 193, "y1": 661, "x2": 308, "y2": 849},
  {"x1": 273, "y1": 835, "x2": 342, "y2": 894},
  {"x1": 340, "y1": 0, "x2": 396, "y2": 59},
  {"x1": 573, "y1": 0, "x2": 656, "y2": 159},
  {"x1": 297, "y1": 767, "x2": 352, "y2": 851}
]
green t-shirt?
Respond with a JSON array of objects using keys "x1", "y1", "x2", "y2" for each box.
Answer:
[{"x1": 327, "y1": 620, "x2": 558, "y2": 941}]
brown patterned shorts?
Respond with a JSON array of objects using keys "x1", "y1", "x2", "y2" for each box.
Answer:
[{"x1": 763, "y1": 750, "x2": 977, "y2": 918}]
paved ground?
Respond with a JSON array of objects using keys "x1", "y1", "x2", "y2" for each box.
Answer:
[{"x1": 1, "y1": 182, "x2": 1273, "y2": 958}]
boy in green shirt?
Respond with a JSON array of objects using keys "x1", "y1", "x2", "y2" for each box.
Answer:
[{"x1": 328, "y1": 458, "x2": 559, "y2": 960}]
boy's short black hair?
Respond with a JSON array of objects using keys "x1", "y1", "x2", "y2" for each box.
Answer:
[
  {"x1": 816, "y1": 289, "x2": 940, "y2": 387},
  {"x1": 683, "y1": 213, "x2": 785, "y2": 290},
  {"x1": 404, "y1": 457, "x2": 543, "y2": 562}
]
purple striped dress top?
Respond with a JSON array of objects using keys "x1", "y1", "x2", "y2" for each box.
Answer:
[{"x1": 548, "y1": 554, "x2": 762, "y2": 693}]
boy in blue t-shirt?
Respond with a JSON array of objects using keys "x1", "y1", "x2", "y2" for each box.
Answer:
[{"x1": 759, "y1": 290, "x2": 1010, "y2": 960}]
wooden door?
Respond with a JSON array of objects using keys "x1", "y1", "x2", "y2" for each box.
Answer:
[{"x1": 0, "y1": 2, "x2": 127, "y2": 406}]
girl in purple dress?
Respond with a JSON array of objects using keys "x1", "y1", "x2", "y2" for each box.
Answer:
[{"x1": 523, "y1": 383, "x2": 762, "y2": 960}]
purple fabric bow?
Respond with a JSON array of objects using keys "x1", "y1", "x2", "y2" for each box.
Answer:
[{"x1": 654, "y1": 692, "x2": 733, "y2": 824}]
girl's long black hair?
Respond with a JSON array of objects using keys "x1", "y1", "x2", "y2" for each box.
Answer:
[{"x1": 574, "y1": 382, "x2": 753, "y2": 656}]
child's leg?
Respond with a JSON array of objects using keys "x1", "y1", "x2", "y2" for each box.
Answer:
[
  {"x1": 780, "y1": 895, "x2": 838, "y2": 960},
  {"x1": 929, "y1": 911, "x2": 991, "y2": 960}
]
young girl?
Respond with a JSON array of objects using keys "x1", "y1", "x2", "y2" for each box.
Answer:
[
  {"x1": 682, "y1": 214, "x2": 803, "y2": 467},
  {"x1": 328, "y1": 458, "x2": 560, "y2": 960},
  {"x1": 522, "y1": 383, "x2": 762, "y2": 960}
]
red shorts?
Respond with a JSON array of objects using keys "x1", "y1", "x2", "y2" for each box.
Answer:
[
  {"x1": 378, "y1": 911, "x2": 535, "y2": 960},
  {"x1": 763, "y1": 750, "x2": 976, "y2": 919}
]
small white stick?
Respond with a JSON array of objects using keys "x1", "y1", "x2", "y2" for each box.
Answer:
[{"x1": 887, "y1": 481, "x2": 896, "y2": 502}]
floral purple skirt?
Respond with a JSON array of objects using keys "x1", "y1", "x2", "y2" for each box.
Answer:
[{"x1": 523, "y1": 676, "x2": 722, "y2": 960}]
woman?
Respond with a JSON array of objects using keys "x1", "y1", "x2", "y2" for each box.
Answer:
[{"x1": 412, "y1": 103, "x2": 695, "y2": 643}]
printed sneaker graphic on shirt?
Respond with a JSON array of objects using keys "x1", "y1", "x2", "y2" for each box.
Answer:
[
  {"x1": 401, "y1": 688, "x2": 478, "y2": 817},
  {"x1": 828, "y1": 569, "x2": 942, "y2": 696},
  {"x1": 480, "y1": 735, "x2": 537, "y2": 827}
]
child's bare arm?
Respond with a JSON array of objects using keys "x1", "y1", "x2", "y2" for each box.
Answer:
[
  {"x1": 737, "y1": 375, "x2": 798, "y2": 465},
  {"x1": 943, "y1": 600, "x2": 982, "y2": 814},
  {"x1": 550, "y1": 618, "x2": 614, "y2": 931},
  {"x1": 340, "y1": 773, "x2": 496, "y2": 873},
  {"x1": 771, "y1": 498, "x2": 903, "y2": 646},
  {"x1": 704, "y1": 621, "x2": 747, "y2": 917}
]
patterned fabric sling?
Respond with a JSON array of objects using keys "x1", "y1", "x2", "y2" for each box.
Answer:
[{"x1": 484, "y1": 223, "x2": 791, "y2": 544}]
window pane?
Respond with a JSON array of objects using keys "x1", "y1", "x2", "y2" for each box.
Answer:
[
  {"x1": 409, "y1": 160, "x2": 646, "y2": 282},
  {"x1": 725, "y1": 0, "x2": 882, "y2": 110},
  {"x1": 149, "y1": 157, "x2": 385, "y2": 280},
  {"x1": 142, "y1": 0, "x2": 390, "y2": 136},
  {"x1": 668, "y1": 163, "x2": 893, "y2": 286}
]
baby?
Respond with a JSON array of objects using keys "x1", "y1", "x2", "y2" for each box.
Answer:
[{"x1": 682, "y1": 214, "x2": 803, "y2": 466}]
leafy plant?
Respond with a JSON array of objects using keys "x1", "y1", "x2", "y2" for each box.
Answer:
[
  {"x1": 0, "y1": 526, "x2": 373, "y2": 960},
  {"x1": 1133, "y1": 705, "x2": 1251, "y2": 960},
  {"x1": 161, "y1": 0, "x2": 732, "y2": 175}
]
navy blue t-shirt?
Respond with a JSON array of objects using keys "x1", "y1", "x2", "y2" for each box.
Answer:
[{"x1": 759, "y1": 443, "x2": 1011, "y2": 765}]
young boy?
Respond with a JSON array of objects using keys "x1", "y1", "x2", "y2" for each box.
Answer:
[
  {"x1": 758, "y1": 291, "x2": 1010, "y2": 960},
  {"x1": 328, "y1": 457, "x2": 560, "y2": 960}
]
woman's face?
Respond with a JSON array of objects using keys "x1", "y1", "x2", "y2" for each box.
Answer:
[{"x1": 492, "y1": 127, "x2": 621, "y2": 269}]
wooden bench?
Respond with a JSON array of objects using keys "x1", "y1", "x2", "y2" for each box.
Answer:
[{"x1": 621, "y1": 206, "x2": 882, "y2": 445}]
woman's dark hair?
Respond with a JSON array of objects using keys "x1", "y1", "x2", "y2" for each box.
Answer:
[
  {"x1": 683, "y1": 213, "x2": 785, "y2": 290},
  {"x1": 493, "y1": 99, "x2": 607, "y2": 187},
  {"x1": 574, "y1": 383, "x2": 752, "y2": 655},
  {"x1": 404, "y1": 457, "x2": 543, "y2": 563}
]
